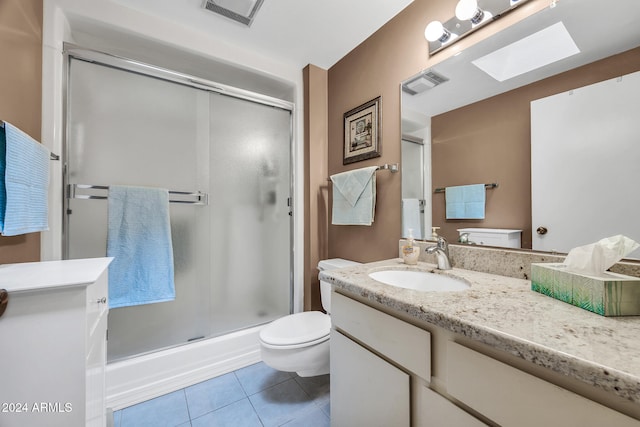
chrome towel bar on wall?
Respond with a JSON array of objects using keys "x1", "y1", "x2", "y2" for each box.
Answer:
[{"x1": 0, "y1": 119, "x2": 60, "y2": 161}]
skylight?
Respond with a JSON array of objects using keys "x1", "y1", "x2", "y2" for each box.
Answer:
[{"x1": 472, "y1": 22, "x2": 580, "y2": 82}]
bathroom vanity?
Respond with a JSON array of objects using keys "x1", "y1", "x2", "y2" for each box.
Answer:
[
  {"x1": 322, "y1": 259, "x2": 640, "y2": 426},
  {"x1": 0, "y1": 258, "x2": 111, "y2": 427}
]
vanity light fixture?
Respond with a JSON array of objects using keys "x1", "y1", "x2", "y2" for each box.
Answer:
[
  {"x1": 425, "y1": 21, "x2": 452, "y2": 43},
  {"x1": 455, "y1": 0, "x2": 487, "y2": 25},
  {"x1": 425, "y1": 0, "x2": 531, "y2": 55}
]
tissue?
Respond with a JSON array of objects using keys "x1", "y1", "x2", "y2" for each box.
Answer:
[
  {"x1": 564, "y1": 235, "x2": 639, "y2": 276},
  {"x1": 531, "y1": 235, "x2": 640, "y2": 316}
]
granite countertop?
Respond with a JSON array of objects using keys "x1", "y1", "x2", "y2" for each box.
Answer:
[{"x1": 320, "y1": 258, "x2": 640, "y2": 405}]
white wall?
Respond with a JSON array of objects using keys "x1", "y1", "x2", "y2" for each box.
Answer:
[{"x1": 41, "y1": 0, "x2": 305, "y2": 311}]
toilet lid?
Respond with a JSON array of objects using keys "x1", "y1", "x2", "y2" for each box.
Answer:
[{"x1": 260, "y1": 311, "x2": 330, "y2": 346}]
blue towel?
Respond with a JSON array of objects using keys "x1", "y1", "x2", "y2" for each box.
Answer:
[
  {"x1": 445, "y1": 184, "x2": 486, "y2": 219},
  {"x1": 0, "y1": 122, "x2": 50, "y2": 236},
  {"x1": 107, "y1": 185, "x2": 175, "y2": 309},
  {"x1": 331, "y1": 166, "x2": 377, "y2": 225}
]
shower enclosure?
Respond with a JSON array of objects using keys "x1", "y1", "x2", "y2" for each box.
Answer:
[{"x1": 63, "y1": 48, "x2": 293, "y2": 362}]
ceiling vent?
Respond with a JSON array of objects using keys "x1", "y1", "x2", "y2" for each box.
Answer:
[
  {"x1": 203, "y1": 0, "x2": 265, "y2": 27},
  {"x1": 402, "y1": 70, "x2": 449, "y2": 95}
]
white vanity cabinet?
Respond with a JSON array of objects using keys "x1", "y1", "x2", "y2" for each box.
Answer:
[
  {"x1": 0, "y1": 258, "x2": 112, "y2": 427},
  {"x1": 331, "y1": 290, "x2": 640, "y2": 427},
  {"x1": 446, "y1": 341, "x2": 640, "y2": 427},
  {"x1": 331, "y1": 291, "x2": 486, "y2": 427}
]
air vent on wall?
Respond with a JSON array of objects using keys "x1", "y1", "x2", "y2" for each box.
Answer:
[
  {"x1": 402, "y1": 70, "x2": 449, "y2": 95},
  {"x1": 203, "y1": 0, "x2": 265, "y2": 27}
]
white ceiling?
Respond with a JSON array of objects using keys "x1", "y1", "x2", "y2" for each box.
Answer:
[{"x1": 112, "y1": 0, "x2": 415, "y2": 69}]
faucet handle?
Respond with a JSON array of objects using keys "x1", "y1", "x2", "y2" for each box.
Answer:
[{"x1": 437, "y1": 235, "x2": 448, "y2": 249}]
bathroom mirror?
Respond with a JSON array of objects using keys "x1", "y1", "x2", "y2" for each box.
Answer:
[{"x1": 401, "y1": 0, "x2": 640, "y2": 257}]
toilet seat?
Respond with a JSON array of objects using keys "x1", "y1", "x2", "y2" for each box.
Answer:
[{"x1": 259, "y1": 311, "x2": 330, "y2": 349}]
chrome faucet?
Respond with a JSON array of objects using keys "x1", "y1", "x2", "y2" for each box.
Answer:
[{"x1": 426, "y1": 236, "x2": 452, "y2": 270}]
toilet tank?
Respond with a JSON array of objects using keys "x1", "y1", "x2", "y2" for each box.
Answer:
[
  {"x1": 457, "y1": 228, "x2": 522, "y2": 248},
  {"x1": 317, "y1": 258, "x2": 360, "y2": 314}
]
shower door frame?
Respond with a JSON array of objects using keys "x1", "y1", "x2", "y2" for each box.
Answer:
[{"x1": 61, "y1": 43, "x2": 296, "y2": 334}]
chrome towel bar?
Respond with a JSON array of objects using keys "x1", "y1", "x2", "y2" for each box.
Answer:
[
  {"x1": 68, "y1": 184, "x2": 209, "y2": 205},
  {"x1": 1, "y1": 119, "x2": 60, "y2": 161},
  {"x1": 326, "y1": 163, "x2": 399, "y2": 181},
  {"x1": 434, "y1": 183, "x2": 498, "y2": 193}
]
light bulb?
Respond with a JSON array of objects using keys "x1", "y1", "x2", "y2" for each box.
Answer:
[
  {"x1": 424, "y1": 21, "x2": 450, "y2": 43},
  {"x1": 455, "y1": 0, "x2": 484, "y2": 24}
]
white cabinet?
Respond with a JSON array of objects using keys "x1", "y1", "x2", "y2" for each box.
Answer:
[
  {"x1": 447, "y1": 341, "x2": 640, "y2": 427},
  {"x1": 417, "y1": 385, "x2": 487, "y2": 427},
  {"x1": 330, "y1": 330, "x2": 410, "y2": 427},
  {"x1": 0, "y1": 258, "x2": 111, "y2": 427},
  {"x1": 331, "y1": 291, "x2": 640, "y2": 426},
  {"x1": 331, "y1": 292, "x2": 487, "y2": 427}
]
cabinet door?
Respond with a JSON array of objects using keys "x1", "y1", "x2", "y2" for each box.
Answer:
[
  {"x1": 418, "y1": 385, "x2": 488, "y2": 427},
  {"x1": 330, "y1": 330, "x2": 410, "y2": 427},
  {"x1": 447, "y1": 341, "x2": 640, "y2": 427}
]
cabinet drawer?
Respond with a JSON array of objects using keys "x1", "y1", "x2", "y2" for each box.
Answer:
[
  {"x1": 447, "y1": 341, "x2": 640, "y2": 427},
  {"x1": 332, "y1": 291, "x2": 431, "y2": 380}
]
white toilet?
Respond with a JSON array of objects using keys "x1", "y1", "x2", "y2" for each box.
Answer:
[{"x1": 259, "y1": 258, "x2": 360, "y2": 377}]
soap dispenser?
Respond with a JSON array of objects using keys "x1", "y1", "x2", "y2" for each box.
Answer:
[
  {"x1": 402, "y1": 229, "x2": 419, "y2": 265},
  {"x1": 431, "y1": 226, "x2": 441, "y2": 241}
]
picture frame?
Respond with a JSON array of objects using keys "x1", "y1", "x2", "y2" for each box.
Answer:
[{"x1": 343, "y1": 96, "x2": 381, "y2": 164}]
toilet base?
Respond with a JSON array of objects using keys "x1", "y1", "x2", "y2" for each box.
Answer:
[
  {"x1": 295, "y1": 364, "x2": 329, "y2": 377},
  {"x1": 260, "y1": 339, "x2": 330, "y2": 377}
]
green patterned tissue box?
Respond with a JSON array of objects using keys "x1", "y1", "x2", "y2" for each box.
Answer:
[{"x1": 531, "y1": 263, "x2": 640, "y2": 316}]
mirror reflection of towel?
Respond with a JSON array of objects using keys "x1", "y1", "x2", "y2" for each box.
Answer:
[
  {"x1": 330, "y1": 166, "x2": 377, "y2": 225},
  {"x1": 445, "y1": 184, "x2": 485, "y2": 219}
]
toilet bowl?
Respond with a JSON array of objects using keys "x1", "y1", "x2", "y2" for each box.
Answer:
[{"x1": 259, "y1": 258, "x2": 360, "y2": 377}]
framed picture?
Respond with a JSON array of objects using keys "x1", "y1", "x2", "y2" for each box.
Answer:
[{"x1": 343, "y1": 96, "x2": 381, "y2": 164}]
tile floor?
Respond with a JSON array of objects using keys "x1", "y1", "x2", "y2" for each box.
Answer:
[{"x1": 112, "y1": 362, "x2": 330, "y2": 427}]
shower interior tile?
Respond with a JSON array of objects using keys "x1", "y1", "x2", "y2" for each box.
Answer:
[
  {"x1": 119, "y1": 389, "x2": 190, "y2": 427},
  {"x1": 234, "y1": 361, "x2": 295, "y2": 395}
]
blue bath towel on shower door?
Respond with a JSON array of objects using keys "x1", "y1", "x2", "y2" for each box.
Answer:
[{"x1": 107, "y1": 185, "x2": 176, "y2": 308}]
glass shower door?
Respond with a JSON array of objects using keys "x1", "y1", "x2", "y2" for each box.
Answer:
[
  {"x1": 207, "y1": 94, "x2": 292, "y2": 335},
  {"x1": 66, "y1": 58, "x2": 212, "y2": 361},
  {"x1": 65, "y1": 53, "x2": 292, "y2": 362}
]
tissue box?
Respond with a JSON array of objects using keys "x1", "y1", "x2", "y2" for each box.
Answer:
[{"x1": 531, "y1": 263, "x2": 640, "y2": 316}]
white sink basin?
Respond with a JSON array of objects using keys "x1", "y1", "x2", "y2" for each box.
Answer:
[{"x1": 368, "y1": 270, "x2": 470, "y2": 292}]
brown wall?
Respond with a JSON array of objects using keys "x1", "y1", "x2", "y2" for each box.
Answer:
[
  {"x1": 0, "y1": 0, "x2": 43, "y2": 264},
  {"x1": 304, "y1": 65, "x2": 330, "y2": 310},
  {"x1": 431, "y1": 47, "x2": 640, "y2": 248},
  {"x1": 325, "y1": 0, "x2": 547, "y2": 263}
]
